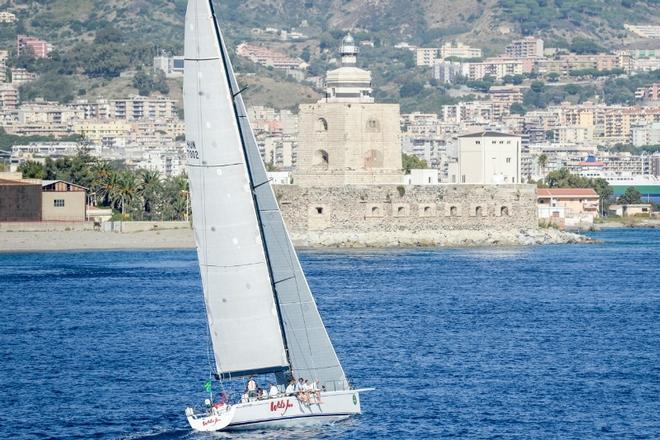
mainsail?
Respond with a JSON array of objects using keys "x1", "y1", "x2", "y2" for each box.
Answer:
[{"x1": 184, "y1": 0, "x2": 348, "y2": 391}]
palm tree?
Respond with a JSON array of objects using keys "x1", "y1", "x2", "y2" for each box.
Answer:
[
  {"x1": 537, "y1": 154, "x2": 548, "y2": 180},
  {"x1": 140, "y1": 169, "x2": 162, "y2": 220},
  {"x1": 109, "y1": 171, "x2": 139, "y2": 220},
  {"x1": 89, "y1": 161, "x2": 112, "y2": 206}
]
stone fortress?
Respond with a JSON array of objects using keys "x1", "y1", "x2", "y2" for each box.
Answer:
[{"x1": 274, "y1": 35, "x2": 567, "y2": 247}]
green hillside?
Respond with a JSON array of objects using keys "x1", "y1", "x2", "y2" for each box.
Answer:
[{"x1": 0, "y1": 0, "x2": 658, "y2": 109}]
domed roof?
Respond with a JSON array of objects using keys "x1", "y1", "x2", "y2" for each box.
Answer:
[
  {"x1": 326, "y1": 66, "x2": 371, "y2": 83},
  {"x1": 343, "y1": 33, "x2": 354, "y2": 44}
]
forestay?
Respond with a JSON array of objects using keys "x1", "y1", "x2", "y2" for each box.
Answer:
[{"x1": 183, "y1": 0, "x2": 288, "y2": 377}]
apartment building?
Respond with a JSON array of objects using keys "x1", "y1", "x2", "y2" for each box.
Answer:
[
  {"x1": 462, "y1": 58, "x2": 525, "y2": 80},
  {"x1": 441, "y1": 41, "x2": 482, "y2": 59},
  {"x1": 505, "y1": 37, "x2": 544, "y2": 59},
  {"x1": 0, "y1": 84, "x2": 18, "y2": 110},
  {"x1": 236, "y1": 43, "x2": 307, "y2": 70},
  {"x1": 416, "y1": 48, "x2": 441, "y2": 66},
  {"x1": 17, "y1": 35, "x2": 53, "y2": 58},
  {"x1": 0, "y1": 12, "x2": 17, "y2": 23},
  {"x1": 433, "y1": 60, "x2": 463, "y2": 83}
]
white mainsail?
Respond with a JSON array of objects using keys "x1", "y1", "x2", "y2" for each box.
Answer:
[
  {"x1": 184, "y1": 0, "x2": 348, "y2": 391},
  {"x1": 184, "y1": 0, "x2": 288, "y2": 377}
]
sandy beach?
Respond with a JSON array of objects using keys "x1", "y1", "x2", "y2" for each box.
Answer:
[
  {"x1": 0, "y1": 230, "x2": 196, "y2": 253},
  {"x1": 0, "y1": 226, "x2": 594, "y2": 252}
]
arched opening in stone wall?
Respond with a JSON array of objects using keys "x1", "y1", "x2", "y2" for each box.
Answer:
[
  {"x1": 366, "y1": 118, "x2": 380, "y2": 132},
  {"x1": 315, "y1": 118, "x2": 328, "y2": 132},
  {"x1": 312, "y1": 149, "x2": 329, "y2": 169},
  {"x1": 475, "y1": 206, "x2": 483, "y2": 217},
  {"x1": 501, "y1": 206, "x2": 509, "y2": 216},
  {"x1": 316, "y1": 207, "x2": 324, "y2": 215},
  {"x1": 397, "y1": 206, "x2": 405, "y2": 216},
  {"x1": 450, "y1": 206, "x2": 458, "y2": 217},
  {"x1": 363, "y1": 149, "x2": 383, "y2": 169},
  {"x1": 424, "y1": 206, "x2": 431, "y2": 215},
  {"x1": 371, "y1": 206, "x2": 380, "y2": 215}
]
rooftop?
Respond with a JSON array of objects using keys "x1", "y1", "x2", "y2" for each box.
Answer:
[
  {"x1": 458, "y1": 131, "x2": 517, "y2": 138},
  {"x1": 537, "y1": 188, "x2": 599, "y2": 198}
]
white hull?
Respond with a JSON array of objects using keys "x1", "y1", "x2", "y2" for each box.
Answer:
[{"x1": 186, "y1": 389, "x2": 368, "y2": 432}]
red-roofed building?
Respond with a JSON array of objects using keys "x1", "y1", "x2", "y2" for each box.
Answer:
[{"x1": 537, "y1": 188, "x2": 600, "y2": 227}]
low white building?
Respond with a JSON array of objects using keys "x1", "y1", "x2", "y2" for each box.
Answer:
[{"x1": 403, "y1": 169, "x2": 439, "y2": 185}]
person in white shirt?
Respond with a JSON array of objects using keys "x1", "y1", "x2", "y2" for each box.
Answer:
[
  {"x1": 310, "y1": 380, "x2": 322, "y2": 403},
  {"x1": 296, "y1": 378, "x2": 309, "y2": 403},
  {"x1": 285, "y1": 379, "x2": 296, "y2": 395},
  {"x1": 268, "y1": 383, "x2": 279, "y2": 398},
  {"x1": 246, "y1": 377, "x2": 257, "y2": 400}
]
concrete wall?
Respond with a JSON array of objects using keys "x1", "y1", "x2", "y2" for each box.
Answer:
[
  {"x1": 274, "y1": 183, "x2": 537, "y2": 246},
  {"x1": 42, "y1": 192, "x2": 86, "y2": 222},
  {"x1": 0, "y1": 183, "x2": 41, "y2": 222}
]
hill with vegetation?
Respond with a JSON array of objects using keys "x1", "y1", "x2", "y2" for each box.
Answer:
[{"x1": 0, "y1": 0, "x2": 659, "y2": 110}]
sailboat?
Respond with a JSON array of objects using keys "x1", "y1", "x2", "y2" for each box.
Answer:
[{"x1": 182, "y1": 0, "x2": 371, "y2": 432}]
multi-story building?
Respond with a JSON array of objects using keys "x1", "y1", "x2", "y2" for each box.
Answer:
[
  {"x1": 10, "y1": 68, "x2": 37, "y2": 85},
  {"x1": 452, "y1": 131, "x2": 521, "y2": 184},
  {"x1": 552, "y1": 126, "x2": 593, "y2": 145},
  {"x1": 416, "y1": 48, "x2": 441, "y2": 66},
  {"x1": 17, "y1": 35, "x2": 53, "y2": 58},
  {"x1": 541, "y1": 54, "x2": 626, "y2": 74},
  {"x1": 489, "y1": 86, "x2": 524, "y2": 120},
  {"x1": 0, "y1": 84, "x2": 18, "y2": 110},
  {"x1": 236, "y1": 43, "x2": 307, "y2": 70},
  {"x1": 635, "y1": 83, "x2": 660, "y2": 102},
  {"x1": 632, "y1": 122, "x2": 660, "y2": 147},
  {"x1": 625, "y1": 24, "x2": 660, "y2": 39},
  {"x1": 440, "y1": 41, "x2": 482, "y2": 59},
  {"x1": 462, "y1": 58, "x2": 525, "y2": 80},
  {"x1": 505, "y1": 37, "x2": 544, "y2": 59},
  {"x1": 95, "y1": 96, "x2": 177, "y2": 121},
  {"x1": 433, "y1": 60, "x2": 463, "y2": 83}
]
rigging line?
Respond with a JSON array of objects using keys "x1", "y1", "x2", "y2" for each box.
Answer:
[
  {"x1": 252, "y1": 178, "x2": 273, "y2": 190},
  {"x1": 232, "y1": 85, "x2": 248, "y2": 98}
]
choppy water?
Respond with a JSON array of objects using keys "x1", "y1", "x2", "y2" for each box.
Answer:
[{"x1": 1, "y1": 229, "x2": 659, "y2": 439}]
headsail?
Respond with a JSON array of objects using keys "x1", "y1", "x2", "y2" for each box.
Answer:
[
  {"x1": 185, "y1": 0, "x2": 349, "y2": 391},
  {"x1": 184, "y1": 0, "x2": 288, "y2": 378},
  {"x1": 216, "y1": 20, "x2": 349, "y2": 393}
]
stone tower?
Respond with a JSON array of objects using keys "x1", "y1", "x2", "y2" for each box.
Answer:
[{"x1": 294, "y1": 34, "x2": 403, "y2": 186}]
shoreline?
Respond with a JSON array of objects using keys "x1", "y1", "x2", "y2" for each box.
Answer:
[{"x1": 0, "y1": 227, "x2": 596, "y2": 253}]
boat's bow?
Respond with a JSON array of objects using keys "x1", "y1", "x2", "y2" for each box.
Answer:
[{"x1": 185, "y1": 405, "x2": 236, "y2": 432}]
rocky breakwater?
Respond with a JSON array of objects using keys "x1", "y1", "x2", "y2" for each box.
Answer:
[{"x1": 289, "y1": 228, "x2": 594, "y2": 248}]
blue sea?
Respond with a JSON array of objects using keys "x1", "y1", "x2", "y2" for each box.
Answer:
[{"x1": 1, "y1": 228, "x2": 658, "y2": 439}]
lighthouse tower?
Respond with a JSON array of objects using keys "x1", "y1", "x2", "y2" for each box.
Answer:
[
  {"x1": 294, "y1": 33, "x2": 403, "y2": 186},
  {"x1": 323, "y1": 34, "x2": 373, "y2": 104}
]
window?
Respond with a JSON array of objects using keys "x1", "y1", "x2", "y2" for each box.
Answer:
[
  {"x1": 424, "y1": 206, "x2": 431, "y2": 215},
  {"x1": 315, "y1": 118, "x2": 328, "y2": 132},
  {"x1": 501, "y1": 206, "x2": 509, "y2": 216},
  {"x1": 475, "y1": 141, "x2": 481, "y2": 144},
  {"x1": 315, "y1": 207, "x2": 324, "y2": 214},
  {"x1": 506, "y1": 157, "x2": 511, "y2": 163},
  {"x1": 397, "y1": 206, "x2": 405, "y2": 215},
  {"x1": 54, "y1": 199, "x2": 65, "y2": 207},
  {"x1": 461, "y1": 175, "x2": 466, "y2": 183},
  {"x1": 450, "y1": 206, "x2": 458, "y2": 217},
  {"x1": 475, "y1": 206, "x2": 483, "y2": 217},
  {"x1": 312, "y1": 149, "x2": 329, "y2": 168},
  {"x1": 371, "y1": 206, "x2": 380, "y2": 215}
]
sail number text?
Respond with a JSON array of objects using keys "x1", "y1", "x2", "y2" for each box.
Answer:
[{"x1": 186, "y1": 141, "x2": 200, "y2": 160}]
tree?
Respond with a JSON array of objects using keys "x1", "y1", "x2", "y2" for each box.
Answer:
[
  {"x1": 510, "y1": 103, "x2": 526, "y2": 115},
  {"x1": 570, "y1": 37, "x2": 604, "y2": 55},
  {"x1": 402, "y1": 153, "x2": 427, "y2": 174},
  {"x1": 546, "y1": 72, "x2": 560, "y2": 82},
  {"x1": 618, "y1": 186, "x2": 642, "y2": 205},
  {"x1": 537, "y1": 154, "x2": 548, "y2": 176},
  {"x1": 399, "y1": 81, "x2": 423, "y2": 98},
  {"x1": 18, "y1": 160, "x2": 46, "y2": 179}
]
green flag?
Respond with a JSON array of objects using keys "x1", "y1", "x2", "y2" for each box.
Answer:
[{"x1": 203, "y1": 380, "x2": 212, "y2": 393}]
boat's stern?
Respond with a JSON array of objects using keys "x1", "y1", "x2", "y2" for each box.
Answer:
[{"x1": 185, "y1": 405, "x2": 235, "y2": 432}]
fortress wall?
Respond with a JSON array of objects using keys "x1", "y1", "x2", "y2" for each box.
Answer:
[{"x1": 274, "y1": 183, "x2": 539, "y2": 247}]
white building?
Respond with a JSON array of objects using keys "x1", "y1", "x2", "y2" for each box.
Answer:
[
  {"x1": 452, "y1": 131, "x2": 521, "y2": 184},
  {"x1": 416, "y1": 48, "x2": 441, "y2": 66},
  {"x1": 403, "y1": 169, "x2": 439, "y2": 185},
  {"x1": 505, "y1": 37, "x2": 544, "y2": 59},
  {"x1": 433, "y1": 60, "x2": 463, "y2": 84},
  {"x1": 153, "y1": 55, "x2": 185, "y2": 78},
  {"x1": 441, "y1": 41, "x2": 482, "y2": 59},
  {"x1": 632, "y1": 122, "x2": 660, "y2": 147}
]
